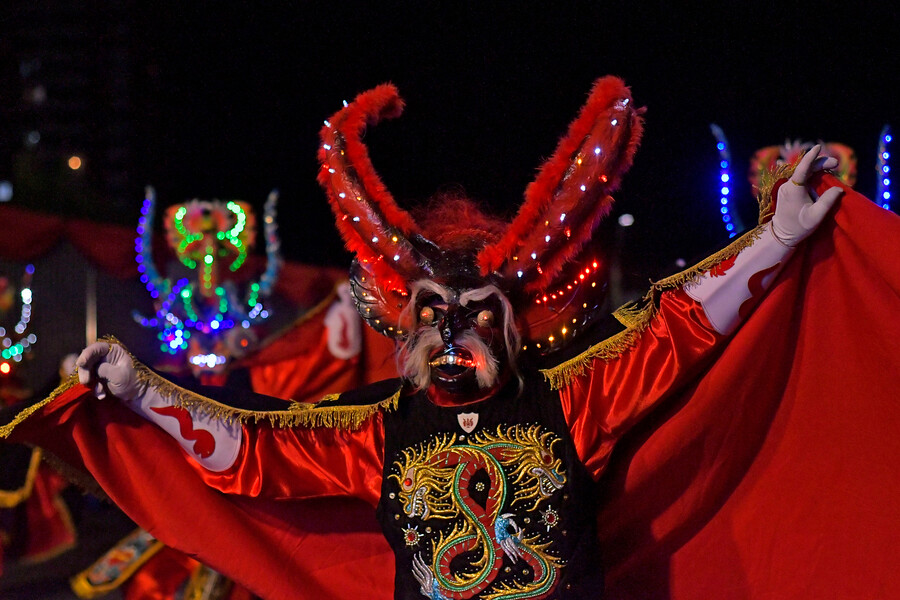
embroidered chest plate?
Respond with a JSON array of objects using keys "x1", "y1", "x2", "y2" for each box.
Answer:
[{"x1": 387, "y1": 424, "x2": 568, "y2": 599}]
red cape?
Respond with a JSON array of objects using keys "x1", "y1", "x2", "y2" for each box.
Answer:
[{"x1": 5, "y1": 175, "x2": 900, "y2": 599}]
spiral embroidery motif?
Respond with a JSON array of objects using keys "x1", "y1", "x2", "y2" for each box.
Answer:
[{"x1": 391, "y1": 425, "x2": 566, "y2": 599}]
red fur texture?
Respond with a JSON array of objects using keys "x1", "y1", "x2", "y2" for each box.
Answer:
[
  {"x1": 413, "y1": 193, "x2": 506, "y2": 253},
  {"x1": 317, "y1": 84, "x2": 421, "y2": 277},
  {"x1": 316, "y1": 77, "x2": 644, "y2": 345}
]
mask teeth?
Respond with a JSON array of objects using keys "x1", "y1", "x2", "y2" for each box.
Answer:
[{"x1": 429, "y1": 354, "x2": 476, "y2": 368}]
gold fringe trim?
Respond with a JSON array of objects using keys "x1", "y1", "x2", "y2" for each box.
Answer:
[
  {"x1": 540, "y1": 227, "x2": 762, "y2": 389},
  {"x1": 0, "y1": 348, "x2": 115, "y2": 499},
  {"x1": 541, "y1": 326, "x2": 645, "y2": 390},
  {"x1": 757, "y1": 161, "x2": 797, "y2": 222},
  {"x1": 132, "y1": 359, "x2": 400, "y2": 430},
  {"x1": 108, "y1": 336, "x2": 400, "y2": 430},
  {"x1": 286, "y1": 388, "x2": 402, "y2": 430},
  {"x1": 0, "y1": 372, "x2": 81, "y2": 440},
  {"x1": 70, "y1": 529, "x2": 165, "y2": 598},
  {"x1": 541, "y1": 160, "x2": 800, "y2": 390},
  {"x1": 0, "y1": 447, "x2": 42, "y2": 508}
]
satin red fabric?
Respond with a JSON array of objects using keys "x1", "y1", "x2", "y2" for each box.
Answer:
[
  {"x1": 561, "y1": 289, "x2": 722, "y2": 479},
  {"x1": 197, "y1": 413, "x2": 385, "y2": 506},
  {"x1": 243, "y1": 316, "x2": 398, "y2": 402},
  {"x1": 597, "y1": 175, "x2": 900, "y2": 598},
  {"x1": 123, "y1": 547, "x2": 257, "y2": 600},
  {"x1": 123, "y1": 546, "x2": 197, "y2": 600},
  {"x1": 8, "y1": 389, "x2": 396, "y2": 599},
  {"x1": 6, "y1": 175, "x2": 900, "y2": 598}
]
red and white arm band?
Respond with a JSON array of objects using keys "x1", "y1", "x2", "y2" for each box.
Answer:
[
  {"x1": 127, "y1": 387, "x2": 243, "y2": 473},
  {"x1": 683, "y1": 224, "x2": 792, "y2": 336}
]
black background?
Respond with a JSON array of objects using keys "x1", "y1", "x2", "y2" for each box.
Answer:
[{"x1": 5, "y1": 3, "x2": 899, "y2": 277}]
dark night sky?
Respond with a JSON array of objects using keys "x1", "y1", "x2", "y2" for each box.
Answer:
[{"x1": 16, "y1": 3, "x2": 900, "y2": 279}]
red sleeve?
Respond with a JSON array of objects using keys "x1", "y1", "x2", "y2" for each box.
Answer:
[
  {"x1": 559, "y1": 288, "x2": 723, "y2": 479},
  {"x1": 2, "y1": 384, "x2": 395, "y2": 600},
  {"x1": 196, "y1": 415, "x2": 385, "y2": 507}
]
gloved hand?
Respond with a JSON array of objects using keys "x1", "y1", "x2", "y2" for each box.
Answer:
[
  {"x1": 76, "y1": 342, "x2": 144, "y2": 401},
  {"x1": 771, "y1": 144, "x2": 843, "y2": 246}
]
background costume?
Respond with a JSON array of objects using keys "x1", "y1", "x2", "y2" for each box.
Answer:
[{"x1": 3, "y1": 77, "x2": 900, "y2": 599}]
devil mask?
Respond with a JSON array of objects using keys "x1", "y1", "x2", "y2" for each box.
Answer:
[{"x1": 317, "y1": 77, "x2": 644, "y2": 399}]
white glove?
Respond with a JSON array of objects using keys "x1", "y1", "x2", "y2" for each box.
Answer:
[
  {"x1": 771, "y1": 144, "x2": 843, "y2": 246},
  {"x1": 76, "y1": 342, "x2": 144, "y2": 401}
]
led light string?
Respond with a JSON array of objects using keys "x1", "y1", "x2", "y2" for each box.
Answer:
[
  {"x1": 710, "y1": 124, "x2": 744, "y2": 237},
  {"x1": 0, "y1": 265, "x2": 37, "y2": 372},
  {"x1": 133, "y1": 190, "x2": 281, "y2": 362},
  {"x1": 877, "y1": 125, "x2": 892, "y2": 211}
]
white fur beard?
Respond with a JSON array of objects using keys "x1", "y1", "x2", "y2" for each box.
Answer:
[{"x1": 399, "y1": 328, "x2": 500, "y2": 390}]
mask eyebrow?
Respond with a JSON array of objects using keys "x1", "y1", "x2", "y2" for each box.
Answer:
[
  {"x1": 408, "y1": 280, "x2": 455, "y2": 306},
  {"x1": 459, "y1": 284, "x2": 503, "y2": 307}
]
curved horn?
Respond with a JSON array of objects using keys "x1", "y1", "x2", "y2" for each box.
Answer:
[
  {"x1": 477, "y1": 76, "x2": 644, "y2": 293},
  {"x1": 317, "y1": 85, "x2": 430, "y2": 287},
  {"x1": 317, "y1": 85, "x2": 434, "y2": 337}
]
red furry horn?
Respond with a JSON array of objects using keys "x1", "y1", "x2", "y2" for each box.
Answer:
[
  {"x1": 477, "y1": 76, "x2": 644, "y2": 293},
  {"x1": 317, "y1": 85, "x2": 428, "y2": 286}
]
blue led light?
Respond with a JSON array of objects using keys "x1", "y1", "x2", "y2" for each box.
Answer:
[
  {"x1": 877, "y1": 125, "x2": 892, "y2": 212},
  {"x1": 710, "y1": 124, "x2": 743, "y2": 238}
]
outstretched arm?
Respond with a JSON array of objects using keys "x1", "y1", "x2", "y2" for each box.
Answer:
[
  {"x1": 555, "y1": 145, "x2": 842, "y2": 477},
  {"x1": 684, "y1": 145, "x2": 842, "y2": 334},
  {"x1": 75, "y1": 341, "x2": 385, "y2": 504},
  {"x1": 76, "y1": 341, "x2": 243, "y2": 472}
]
